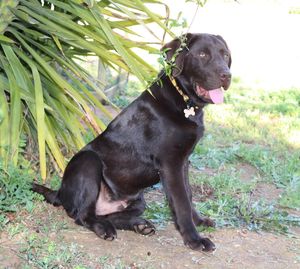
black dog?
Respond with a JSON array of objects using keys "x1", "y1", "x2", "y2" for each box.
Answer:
[{"x1": 32, "y1": 33, "x2": 231, "y2": 252}]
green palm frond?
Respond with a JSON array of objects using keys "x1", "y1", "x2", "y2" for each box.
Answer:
[{"x1": 0, "y1": 0, "x2": 173, "y2": 179}]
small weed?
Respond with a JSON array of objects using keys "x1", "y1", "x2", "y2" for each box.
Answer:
[
  {"x1": 98, "y1": 258, "x2": 128, "y2": 269},
  {"x1": 7, "y1": 223, "x2": 27, "y2": 238},
  {"x1": 143, "y1": 201, "x2": 171, "y2": 227},
  {"x1": 191, "y1": 167, "x2": 255, "y2": 196},
  {"x1": 49, "y1": 173, "x2": 61, "y2": 190},
  {"x1": 0, "y1": 162, "x2": 42, "y2": 230},
  {"x1": 36, "y1": 216, "x2": 69, "y2": 235},
  {"x1": 191, "y1": 140, "x2": 240, "y2": 169},
  {"x1": 192, "y1": 165, "x2": 300, "y2": 233},
  {"x1": 235, "y1": 145, "x2": 299, "y2": 188},
  {"x1": 0, "y1": 213, "x2": 9, "y2": 227},
  {"x1": 96, "y1": 256, "x2": 110, "y2": 265},
  {"x1": 279, "y1": 175, "x2": 300, "y2": 209},
  {"x1": 196, "y1": 194, "x2": 300, "y2": 234},
  {"x1": 19, "y1": 233, "x2": 89, "y2": 268}
]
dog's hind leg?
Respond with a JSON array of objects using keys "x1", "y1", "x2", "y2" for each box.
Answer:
[
  {"x1": 105, "y1": 194, "x2": 156, "y2": 236},
  {"x1": 75, "y1": 208, "x2": 117, "y2": 241},
  {"x1": 59, "y1": 150, "x2": 117, "y2": 240}
]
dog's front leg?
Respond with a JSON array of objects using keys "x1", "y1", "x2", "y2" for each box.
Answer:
[
  {"x1": 160, "y1": 162, "x2": 215, "y2": 251},
  {"x1": 183, "y1": 162, "x2": 215, "y2": 227}
]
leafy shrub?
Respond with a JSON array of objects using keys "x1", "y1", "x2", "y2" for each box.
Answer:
[{"x1": 0, "y1": 160, "x2": 41, "y2": 230}]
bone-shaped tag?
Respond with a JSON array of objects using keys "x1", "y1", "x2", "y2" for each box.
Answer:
[{"x1": 184, "y1": 106, "x2": 195, "y2": 118}]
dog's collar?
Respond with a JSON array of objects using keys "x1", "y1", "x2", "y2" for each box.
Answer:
[
  {"x1": 169, "y1": 76, "x2": 189, "y2": 103},
  {"x1": 169, "y1": 77, "x2": 199, "y2": 118}
]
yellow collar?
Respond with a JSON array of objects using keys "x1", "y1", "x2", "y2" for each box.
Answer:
[
  {"x1": 169, "y1": 77, "x2": 189, "y2": 103},
  {"x1": 169, "y1": 77, "x2": 199, "y2": 118}
]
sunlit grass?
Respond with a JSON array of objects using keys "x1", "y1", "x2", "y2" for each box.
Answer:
[{"x1": 204, "y1": 83, "x2": 300, "y2": 150}]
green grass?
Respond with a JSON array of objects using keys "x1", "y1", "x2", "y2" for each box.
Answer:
[
  {"x1": 206, "y1": 84, "x2": 300, "y2": 149},
  {"x1": 143, "y1": 200, "x2": 171, "y2": 228},
  {"x1": 279, "y1": 178, "x2": 300, "y2": 210},
  {"x1": 14, "y1": 229, "x2": 134, "y2": 269},
  {"x1": 18, "y1": 234, "x2": 87, "y2": 269},
  {"x1": 191, "y1": 168, "x2": 299, "y2": 233},
  {"x1": 17, "y1": 232, "x2": 127, "y2": 269}
]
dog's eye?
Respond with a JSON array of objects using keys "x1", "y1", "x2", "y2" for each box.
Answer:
[
  {"x1": 224, "y1": 53, "x2": 230, "y2": 60},
  {"x1": 199, "y1": 52, "x2": 206, "y2": 58}
]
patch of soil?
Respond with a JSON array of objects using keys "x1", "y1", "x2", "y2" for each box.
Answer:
[
  {"x1": 236, "y1": 163, "x2": 259, "y2": 183},
  {"x1": 253, "y1": 182, "x2": 283, "y2": 202},
  {"x1": 1, "y1": 219, "x2": 299, "y2": 269},
  {"x1": 144, "y1": 186, "x2": 165, "y2": 204},
  {"x1": 236, "y1": 163, "x2": 283, "y2": 203},
  {"x1": 190, "y1": 166, "x2": 216, "y2": 177},
  {"x1": 57, "y1": 225, "x2": 300, "y2": 269},
  {"x1": 1, "y1": 189, "x2": 300, "y2": 268},
  {"x1": 191, "y1": 184, "x2": 214, "y2": 202}
]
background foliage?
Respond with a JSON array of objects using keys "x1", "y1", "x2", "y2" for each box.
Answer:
[{"x1": 0, "y1": 0, "x2": 173, "y2": 179}]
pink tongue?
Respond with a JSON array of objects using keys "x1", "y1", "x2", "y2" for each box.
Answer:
[{"x1": 208, "y1": 88, "x2": 224, "y2": 104}]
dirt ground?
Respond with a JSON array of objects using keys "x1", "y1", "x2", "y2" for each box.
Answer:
[
  {"x1": 0, "y1": 162, "x2": 299, "y2": 268},
  {"x1": 1, "y1": 186, "x2": 300, "y2": 269}
]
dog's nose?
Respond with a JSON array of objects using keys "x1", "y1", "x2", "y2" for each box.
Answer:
[{"x1": 220, "y1": 71, "x2": 231, "y2": 82}]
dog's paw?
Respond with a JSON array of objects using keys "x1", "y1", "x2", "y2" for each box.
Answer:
[
  {"x1": 101, "y1": 230, "x2": 117, "y2": 241},
  {"x1": 186, "y1": 237, "x2": 216, "y2": 252},
  {"x1": 133, "y1": 219, "x2": 156, "y2": 236},
  {"x1": 94, "y1": 223, "x2": 117, "y2": 241}
]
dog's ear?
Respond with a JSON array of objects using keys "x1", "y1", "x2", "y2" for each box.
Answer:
[
  {"x1": 161, "y1": 33, "x2": 195, "y2": 77},
  {"x1": 214, "y1": 35, "x2": 232, "y2": 68}
]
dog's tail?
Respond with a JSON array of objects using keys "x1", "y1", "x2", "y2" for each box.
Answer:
[{"x1": 31, "y1": 183, "x2": 62, "y2": 206}]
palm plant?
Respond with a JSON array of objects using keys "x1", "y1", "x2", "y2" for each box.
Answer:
[{"x1": 0, "y1": 0, "x2": 173, "y2": 179}]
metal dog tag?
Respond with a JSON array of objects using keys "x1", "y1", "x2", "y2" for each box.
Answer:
[{"x1": 184, "y1": 106, "x2": 195, "y2": 118}]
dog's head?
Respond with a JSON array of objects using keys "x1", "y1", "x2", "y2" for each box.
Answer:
[{"x1": 161, "y1": 33, "x2": 232, "y2": 104}]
